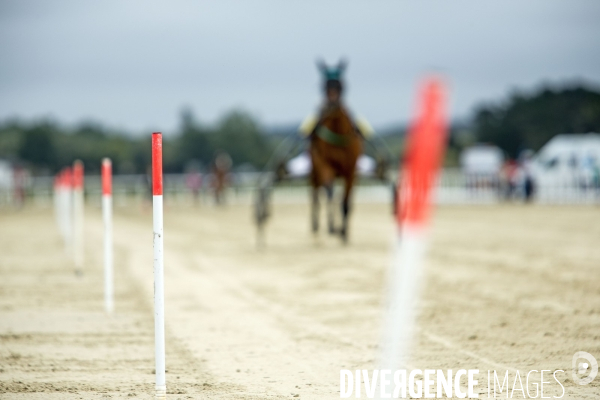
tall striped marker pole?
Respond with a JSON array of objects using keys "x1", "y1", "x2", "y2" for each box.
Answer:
[
  {"x1": 378, "y1": 78, "x2": 448, "y2": 375},
  {"x1": 73, "y1": 160, "x2": 85, "y2": 274},
  {"x1": 152, "y1": 132, "x2": 166, "y2": 399},
  {"x1": 53, "y1": 174, "x2": 60, "y2": 236},
  {"x1": 63, "y1": 167, "x2": 74, "y2": 257},
  {"x1": 54, "y1": 172, "x2": 65, "y2": 243},
  {"x1": 102, "y1": 158, "x2": 114, "y2": 314}
]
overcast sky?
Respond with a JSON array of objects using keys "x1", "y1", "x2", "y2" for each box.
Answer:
[{"x1": 1, "y1": 1, "x2": 599, "y2": 135}]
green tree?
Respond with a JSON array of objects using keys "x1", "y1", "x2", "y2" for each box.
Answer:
[
  {"x1": 474, "y1": 84, "x2": 600, "y2": 157},
  {"x1": 0, "y1": 120, "x2": 22, "y2": 159},
  {"x1": 18, "y1": 122, "x2": 57, "y2": 169},
  {"x1": 213, "y1": 110, "x2": 271, "y2": 167},
  {"x1": 176, "y1": 108, "x2": 213, "y2": 169}
]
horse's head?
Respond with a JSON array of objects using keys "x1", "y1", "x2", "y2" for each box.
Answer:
[{"x1": 317, "y1": 59, "x2": 347, "y2": 106}]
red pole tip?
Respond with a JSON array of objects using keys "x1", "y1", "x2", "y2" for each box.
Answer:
[
  {"x1": 64, "y1": 167, "x2": 73, "y2": 188},
  {"x1": 73, "y1": 160, "x2": 84, "y2": 189},
  {"x1": 152, "y1": 132, "x2": 163, "y2": 196},
  {"x1": 101, "y1": 158, "x2": 112, "y2": 196},
  {"x1": 397, "y1": 77, "x2": 448, "y2": 228}
]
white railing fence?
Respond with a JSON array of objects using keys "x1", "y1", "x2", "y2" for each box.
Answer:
[{"x1": 0, "y1": 169, "x2": 598, "y2": 209}]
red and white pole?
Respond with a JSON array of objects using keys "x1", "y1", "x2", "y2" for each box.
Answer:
[
  {"x1": 73, "y1": 160, "x2": 85, "y2": 274},
  {"x1": 63, "y1": 167, "x2": 74, "y2": 256},
  {"x1": 152, "y1": 132, "x2": 166, "y2": 399},
  {"x1": 379, "y1": 78, "x2": 448, "y2": 373},
  {"x1": 102, "y1": 158, "x2": 113, "y2": 314},
  {"x1": 54, "y1": 172, "x2": 65, "y2": 242},
  {"x1": 54, "y1": 174, "x2": 60, "y2": 235}
]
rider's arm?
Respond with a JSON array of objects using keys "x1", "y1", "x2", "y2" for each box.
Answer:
[{"x1": 298, "y1": 114, "x2": 318, "y2": 137}]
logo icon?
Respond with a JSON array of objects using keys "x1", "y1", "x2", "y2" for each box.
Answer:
[{"x1": 572, "y1": 352, "x2": 598, "y2": 385}]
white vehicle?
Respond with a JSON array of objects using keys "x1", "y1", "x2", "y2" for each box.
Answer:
[
  {"x1": 459, "y1": 144, "x2": 505, "y2": 194},
  {"x1": 460, "y1": 144, "x2": 504, "y2": 175},
  {"x1": 533, "y1": 133, "x2": 600, "y2": 188}
]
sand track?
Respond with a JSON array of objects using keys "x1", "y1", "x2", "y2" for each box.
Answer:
[{"x1": 1, "y1": 203, "x2": 599, "y2": 399}]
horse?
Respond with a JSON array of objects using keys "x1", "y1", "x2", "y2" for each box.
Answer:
[
  {"x1": 211, "y1": 151, "x2": 232, "y2": 205},
  {"x1": 309, "y1": 101, "x2": 363, "y2": 242}
]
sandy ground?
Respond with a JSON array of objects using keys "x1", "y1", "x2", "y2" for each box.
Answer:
[{"x1": 1, "y1": 201, "x2": 599, "y2": 399}]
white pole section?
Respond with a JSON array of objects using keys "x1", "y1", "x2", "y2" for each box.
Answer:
[
  {"x1": 152, "y1": 132, "x2": 166, "y2": 399},
  {"x1": 73, "y1": 160, "x2": 85, "y2": 274},
  {"x1": 53, "y1": 174, "x2": 61, "y2": 237},
  {"x1": 378, "y1": 78, "x2": 448, "y2": 375},
  {"x1": 64, "y1": 167, "x2": 73, "y2": 257},
  {"x1": 102, "y1": 158, "x2": 114, "y2": 314},
  {"x1": 55, "y1": 172, "x2": 67, "y2": 243}
]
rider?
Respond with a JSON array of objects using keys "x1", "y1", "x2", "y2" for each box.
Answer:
[{"x1": 299, "y1": 60, "x2": 374, "y2": 139}]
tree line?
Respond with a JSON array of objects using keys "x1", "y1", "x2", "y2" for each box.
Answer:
[
  {"x1": 0, "y1": 108, "x2": 274, "y2": 175},
  {"x1": 1, "y1": 82, "x2": 599, "y2": 174},
  {"x1": 471, "y1": 83, "x2": 600, "y2": 158}
]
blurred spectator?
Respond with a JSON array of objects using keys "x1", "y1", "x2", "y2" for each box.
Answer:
[
  {"x1": 580, "y1": 154, "x2": 598, "y2": 190},
  {"x1": 13, "y1": 163, "x2": 29, "y2": 209},
  {"x1": 520, "y1": 150, "x2": 536, "y2": 202},
  {"x1": 211, "y1": 151, "x2": 232, "y2": 205},
  {"x1": 185, "y1": 168, "x2": 203, "y2": 205},
  {"x1": 500, "y1": 159, "x2": 518, "y2": 200}
]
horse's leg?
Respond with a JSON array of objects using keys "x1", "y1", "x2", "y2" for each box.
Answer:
[
  {"x1": 311, "y1": 185, "x2": 319, "y2": 233},
  {"x1": 340, "y1": 171, "x2": 355, "y2": 243},
  {"x1": 325, "y1": 183, "x2": 335, "y2": 234},
  {"x1": 310, "y1": 148, "x2": 322, "y2": 234},
  {"x1": 311, "y1": 153, "x2": 335, "y2": 235}
]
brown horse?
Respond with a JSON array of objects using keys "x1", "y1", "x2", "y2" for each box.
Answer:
[{"x1": 310, "y1": 101, "x2": 363, "y2": 242}]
